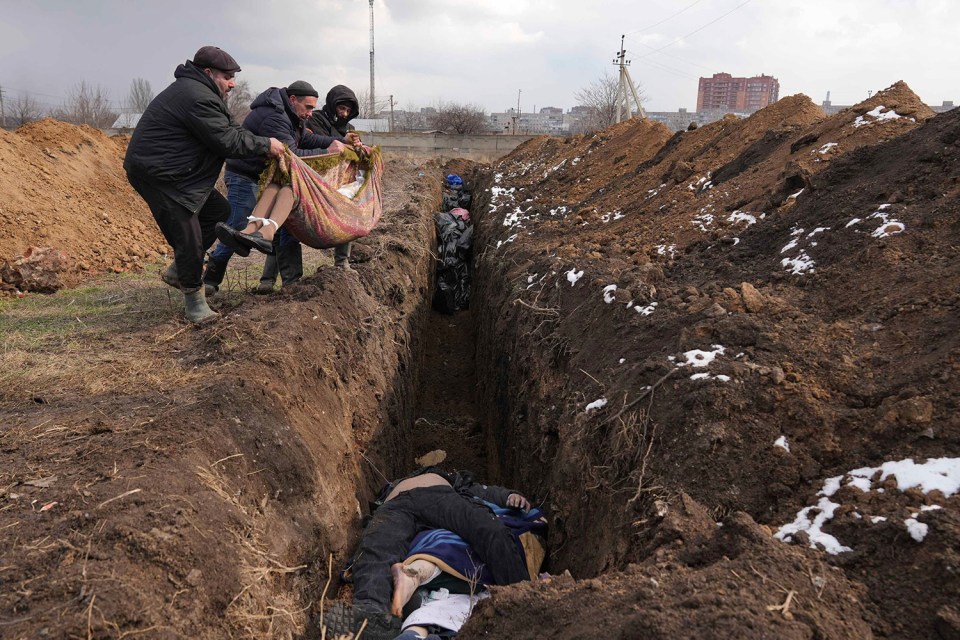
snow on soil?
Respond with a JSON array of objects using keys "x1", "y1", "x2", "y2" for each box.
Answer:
[{"x1": 776, "y1": 457, "x2": 960, "y2": 553}]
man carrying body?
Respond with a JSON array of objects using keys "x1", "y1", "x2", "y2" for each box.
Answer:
[
  {"x1": 124, "y1": 46, "x2": 283, "y2": 323},
  {"x1": 255, "y1": 84, "x2": 363, "y2": 291},
  {"x1": 202, "y1": 81, "x2": 353, "y2": 295}
]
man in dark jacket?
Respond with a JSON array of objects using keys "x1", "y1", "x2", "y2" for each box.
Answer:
[
  {"x1": 255, "y1": 84, "x2": 363, "y2": 292},
  {"x1": 125, "y1": 46, "x2": 283, "y2": 323},
  {"x1": 202, "y1": 81, "x2": 345, "y2": 295}
]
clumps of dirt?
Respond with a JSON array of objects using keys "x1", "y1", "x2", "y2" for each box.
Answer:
[
  {"x1": 465, "y1": 497, "x2": 872, "y2": 640},
  {"x1": 0, "y1": 119, "x2": 166, "y2": 293},
  {"x1": 472, "y1": 80, "x2": 959, "y2": 638}
]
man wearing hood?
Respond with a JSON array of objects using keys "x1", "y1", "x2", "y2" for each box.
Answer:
[
  {"x1": 255, "y1": 84, "x2": 362, "y2": 291},
  {"x1": 202, "y1": 81, "x2": 354, "y2": 295},
  {"x1": 124, "y1": 46, "x2": 284, "y2": 323}
]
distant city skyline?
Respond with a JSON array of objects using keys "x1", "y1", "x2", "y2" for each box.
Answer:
[{"x1": 0, "y1": 1, "x2": 956, "y2": 116}]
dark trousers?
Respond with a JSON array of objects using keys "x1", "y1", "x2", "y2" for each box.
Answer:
[
  {"x1": 351, "y1": 485, "x2": 529, "y2": 612},
  {"x1": 128, "y1": 173, "x2": 230, "y2": 291}
]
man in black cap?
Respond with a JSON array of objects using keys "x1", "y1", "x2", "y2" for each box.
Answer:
[
  {"x1": 202, "y1": 80, "x2": 353, "y2": 295},
  {"x1": 124, "y1": 46, "x2": 284, "y2": 323},
  {"x1": 255, "y1": 84, "x2": 363, "y2": 290}
]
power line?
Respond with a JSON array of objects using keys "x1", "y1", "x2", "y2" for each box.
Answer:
[
  {"x1": 636, "y1": 0, "x2": 755, "y2": 59},
  {"x1": 624, "y1": 0, "x2": 706, "y2": 35}
]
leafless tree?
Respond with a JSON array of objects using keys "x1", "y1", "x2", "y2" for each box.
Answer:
[
  {"x1": 11, "y1": 93, "x2": 44, "y2": 126},
  {"x1": 355, "y1": 89, "x2": 390, "y2": 119},
  {"x1": 125, "y1": 78, "x2": 154, "y2": 113},
  {"x1": 225, "y1": 79, "x2": 254, "y2": 122},
  {"x1": 572, "y1": 71, "x2": 646, "y2": 134},
  {"x1": 54, "y1": 81, "x2": 117, "y2": 128},
  {"x1": 429, "y1": 102, "x2": 488, "y2": 134}
]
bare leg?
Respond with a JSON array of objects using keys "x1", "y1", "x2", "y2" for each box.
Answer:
[
  {"x1": 390, "y1": 560, "x2": 440, "y2": 617},
  {"x1": 240, "y1": 185, "x2": 295, "y2": 241}
]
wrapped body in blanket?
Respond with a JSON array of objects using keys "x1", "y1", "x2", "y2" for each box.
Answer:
[
  {"x1": 215, "y1": 145, "x2": 383, "y2": 257},
  {"x1": 326, "y1": 469, "x2": 542, "y2": 640}
]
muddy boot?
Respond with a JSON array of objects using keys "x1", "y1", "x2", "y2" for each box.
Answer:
[
  {"x1": 160, "y1": 262, "x2": 180, "y2": 289},
  {"x1": 277, "y1": 242, "x2": 303, "y2": 286},
  {"x1": 183, "y1": 288, "x2": 219, "y2": 324},
  {"x1": 256, "y1": 254, "x2": 279, "y2": 294},
  {"x1": 202, "y1": 257, "x2": 227, "y2": 297},
  {"x1": 334, "y1": 241, "x2": 352, "y2": 270}
]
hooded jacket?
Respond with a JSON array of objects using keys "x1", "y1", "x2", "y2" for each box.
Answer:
[
  {"x1": 226, "y1": 87, "x2": 338, "y2": 181},
  {"x1": 124, "y1": 61, "x2": 270, "y2": 213},
  {"x1": 306, "y1": 85, "x2": 360, "y2": 139}
]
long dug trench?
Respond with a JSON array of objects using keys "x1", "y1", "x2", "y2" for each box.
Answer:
[{"x1": 4, "y1": 99, "x2": 960, "y2": 638}]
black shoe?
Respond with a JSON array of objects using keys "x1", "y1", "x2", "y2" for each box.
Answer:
[
  {"x1": 215, "y1": 222, "x2": 251, "y2": 257},
  {"x1": 236, "y1": 230, "x2": 276, "y2": 255},
  {"x1": 202, "y1": 257, "x2": 228, "y2": 295},
  {"x1": 323, "y1": 603, "x2": 401, "y2": 640}
]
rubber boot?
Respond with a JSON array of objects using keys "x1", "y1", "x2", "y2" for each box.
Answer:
[
  {"x1": 183, "y1": 288, "x2": 219, "y2": 324},
  {"x1": 334, "y1": 242, "x2": 352, "y2": 270},
  {"x1": 277, "y1": 242, "x2": 303, "y2": 286},
  {"x1": 256, "y1": 253, "x2": 279, "y2": 294},
  {"x1": 160, "y1": 262, "x2": 180, "y2": 289},
  {"x1": 202, "y1": 257, "x2": 228, "y2": 297}
]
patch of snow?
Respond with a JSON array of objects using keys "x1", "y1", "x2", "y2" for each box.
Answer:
[
  {"x1": 775, "y1": 496, "x2": 852, "y2": 554},
  {"x1": 817, "y1": 142, "x2": 838, "y2": 154},
  {"x1": 774, "y1": 436, "x2": 790, "y2": 452},
  {"x1": 920, "y1": 505, "x2": 943, "y2": 512},
  {"x1": 787, "y1": 188, "x2": 805, "y2": 200},
  {"x1": 782, "y1": 251, "x2": 816, "y2": 274},
  {"x1": 904, "y1": 518, "x2": 928, "y2": 542},
  {"x1": 495, "y1": 234, "x2": 518, "y2": 249},
  {"x1": 853, "y1": 105, "x2": 915, "y2": 128},
  {"x1": 727, "y1": 210, "x2": 757, "y2": 226},
  {"x1": 619, "y1": 358, "x2": 626, "y2": 364},
  {"x1": 846, "y1": 218, "x2": 862, "y2": 227},
  {"x1": 656, "y1": 244, "x2": 677, "y2": 258},
  {"x1": 566, "y1": 269, "x2": 584, "y2": 286},
  {"x1": 585, "y1": 398, "x2": 607, "y2": 412},
  {"x1": 602, "y1": 284, "x2": 617, "y2": 304},
  {"x1": 634, "y1": 301, "x2": 658, "y2": 316},
  {"x1": 870, "y1": 516, "x2": 887, "y2": 524},
  {"x1": 679, "y1": 344, "x2": 725, "y2": 368}
]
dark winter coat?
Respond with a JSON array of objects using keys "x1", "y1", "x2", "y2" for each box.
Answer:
[
  {"x1": 226, "y1": 87, "x2": 338, "y2": 181},
  {"x1": 306, "y1": 85, "x2": 360, "y2": 139},
  {"x1": 124, "y1": 61, "x2": 270, "y2": 213}
]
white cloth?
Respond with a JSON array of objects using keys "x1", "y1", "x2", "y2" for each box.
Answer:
[{"x1": 401, "y1": 588, "x2": 490, "y2": 632}]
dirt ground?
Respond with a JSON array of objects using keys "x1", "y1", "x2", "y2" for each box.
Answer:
[{"x1": 1, "y1": 81, "x2": 959, "y2": 639}]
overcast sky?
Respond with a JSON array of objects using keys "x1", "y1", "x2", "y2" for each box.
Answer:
[{"x1": 0, "y1": 0, "x2": 957, "y2": 116}]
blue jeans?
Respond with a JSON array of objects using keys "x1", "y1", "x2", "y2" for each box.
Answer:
[{"x1": 211, "y1": 171, "x2": 258, "y2": 264}]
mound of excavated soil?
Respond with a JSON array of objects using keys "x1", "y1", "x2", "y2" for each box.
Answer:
[
  {"x1": 471, "y1": 81, "x2": 958, "y2": 639},
  {"x1": 0, "y1": 119, "x2": 166, "y2": 291}
]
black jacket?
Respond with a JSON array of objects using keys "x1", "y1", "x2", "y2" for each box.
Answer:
[
  {"x1": 124, "y1": 61, "x2": 270, "y2": 213},
  {"x1": 225, "y1": 87, "x2": 337, "y2": 181},
  {"x1": 306, "y1": 84, "x2": 360, "y2": 139}
]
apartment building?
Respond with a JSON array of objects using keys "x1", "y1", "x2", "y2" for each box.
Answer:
[{"x1": 697, "y1": 73, "x2": 779, "y2": 112}]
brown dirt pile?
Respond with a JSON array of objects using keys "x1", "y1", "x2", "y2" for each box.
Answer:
[
  {"x1": 0, "y1": 119, "x2": 166, "y2": 289},
  {"x1": 471, "y1": 81, "x2": 958, "y2": 638}
]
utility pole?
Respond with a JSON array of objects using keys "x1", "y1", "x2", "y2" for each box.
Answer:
[
  {"x1": 512, "y1": 89, "x2": 521, "y2": 134},
  {"x1": 0, "y1": 85, "x2": 6, "y2": 129},
  {"x1": 612, "y1": 34, "x2": 646, "y2": 123},
  {"x1": 389, "y1": 94, "x2": 395, "y2": 132},
  {"x1": 368, "y1": 0, "x2": 376, "y2": 118}
]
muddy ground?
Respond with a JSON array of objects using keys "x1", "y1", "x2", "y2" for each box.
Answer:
[{"x1": 1, "y1": 81, "x2": 959, "y2": 639}]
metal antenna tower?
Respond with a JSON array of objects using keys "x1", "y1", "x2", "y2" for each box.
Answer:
[
  {"x1": 369, "y1": 0, "x2": 375, "y2": 117},
  {"x1": 612, "y1": 35, "x2": 646, "y2": 123}
]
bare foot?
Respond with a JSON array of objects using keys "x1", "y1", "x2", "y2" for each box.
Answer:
[{"x1": 390, "y1": 562, "x2": 421, "y2": 617}]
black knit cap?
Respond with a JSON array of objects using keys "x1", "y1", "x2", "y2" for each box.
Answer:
[
  {"x1": 193, "y1": 46, "x2": 241, "y2": 73},
  {"x1": 286, "y1": 80, "x2": 319, "y2": 98}
]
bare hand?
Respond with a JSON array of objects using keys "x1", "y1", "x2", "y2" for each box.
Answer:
[
  {"x1": 506, "y1": 493, "x2": 531, "y2": 511},
  {"x1": 344, "y1": 131, "x2": 362, "y2": 146},
  {"x1": 327, "y1": 140, "x2": 346, "y2": 154},
  {"x1": 267, "y1": 138, "x2": 284, "y2": 158}
]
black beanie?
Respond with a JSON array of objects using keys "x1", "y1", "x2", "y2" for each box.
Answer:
[{"x1": 286, "y1": 80, "x2": 319, "y2": 98}]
